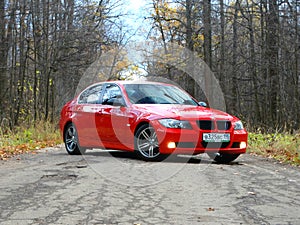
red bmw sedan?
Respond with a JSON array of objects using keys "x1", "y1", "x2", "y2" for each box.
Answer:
[{"x1": 59, "y1": 81, "x2": 247, "y2": 163}]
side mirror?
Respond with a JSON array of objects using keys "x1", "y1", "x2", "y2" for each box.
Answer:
[
  {"x1": 199, "y1": 102, "x2": 207, "y2": 107},
  {"x1": 113, "y1": 98, "x2": 126, "y2": 107}
]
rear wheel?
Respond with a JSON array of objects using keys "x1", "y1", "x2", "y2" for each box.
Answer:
[
  {"x1": 134, "y1": 124, "x2": 162, "y2": 161},
  {"x1": 207, "y1": 152, "x2": 240, "y2": 164},
  {"x1": 64, "y1": 123, "x2": 86, "y2": 155}
]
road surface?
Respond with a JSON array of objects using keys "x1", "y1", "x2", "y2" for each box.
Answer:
[{"x1": 0, "y1": 145, "x2": 299, "y2": 225}]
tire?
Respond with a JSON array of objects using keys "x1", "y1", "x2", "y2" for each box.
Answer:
[
  {"x1": 207, "y1": 152, "x2": 240, "y2": 164},
  {"x1": 134, "y1": 124, "x2": 162, "y2": 161},
  {"x1": 64, "y1": 123, "x2": 86, "y2": 155}
]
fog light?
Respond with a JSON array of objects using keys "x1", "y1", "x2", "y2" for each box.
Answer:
[
  {"x1": 167, "y1": 142, "x2": 176, "y2": 149},
  {"x1": 240, "y1": 142, "x2": 247, "y2": 149}
]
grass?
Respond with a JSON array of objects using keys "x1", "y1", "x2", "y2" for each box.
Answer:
[
  {"x1": 0, "y1": 121, "x2": 62, "y2": 160},
  {"x1": 247, "y1": 132, "x2": 300, "y2": 166}
]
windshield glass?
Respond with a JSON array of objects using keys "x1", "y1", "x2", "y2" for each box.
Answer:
[{"x1": 124, "y1": 84, "x2": 198, "y2": 105}]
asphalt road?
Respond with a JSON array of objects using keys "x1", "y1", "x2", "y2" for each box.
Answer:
[{"x1": 0, "y1": 145, "x2": 299, "y2": 225}]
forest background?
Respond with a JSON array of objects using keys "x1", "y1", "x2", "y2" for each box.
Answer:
[{"x1": 0, "y1": 0, "x2": 299, "y2": 163}]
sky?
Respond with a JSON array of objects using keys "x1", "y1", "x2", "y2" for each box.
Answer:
[
  {"x1": 127, "y1": 0, "x2": 148, "y2": 11},
  {"x1": 123, "y1": 0, "x2": 151, "y2": 40}
]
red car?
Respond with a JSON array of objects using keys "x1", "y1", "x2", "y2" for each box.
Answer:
[{"x1": 59, "y1": 81, "x2": 247, "y2": 163}]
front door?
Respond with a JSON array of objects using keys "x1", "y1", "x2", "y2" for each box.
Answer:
[{"x1": 96, "y1": 84, "x2": 135, "y2": 150}]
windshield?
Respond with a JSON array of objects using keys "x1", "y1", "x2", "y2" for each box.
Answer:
[{"x1": 124, "y1": 84, "x2": 198, "y2": 105}]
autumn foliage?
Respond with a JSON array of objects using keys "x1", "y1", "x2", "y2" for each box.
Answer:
[{"x1": 0, "y1": 121, "x2": 61, "y2": 160}]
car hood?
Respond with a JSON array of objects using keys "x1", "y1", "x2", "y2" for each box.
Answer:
[{"x1": 133, "y1": 104, "x2": 237, "y2": 121}]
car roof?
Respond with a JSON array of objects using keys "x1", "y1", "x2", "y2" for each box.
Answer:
[
  {"x1": 104, "y1": 80, "x2": 172, "y2": 86},
  {"x1": 79, "y1": 80, "x2": 177, "y2": 94}
]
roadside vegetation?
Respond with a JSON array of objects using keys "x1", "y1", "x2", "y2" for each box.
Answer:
[
  {"x1": 0, "y1": 121, "x2": 61, "y2": 160},
  {"x1": 248, "y1": 132, "x2": 300, "y2": 166}
]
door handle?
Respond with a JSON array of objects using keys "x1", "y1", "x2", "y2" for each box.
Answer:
[{"x1": 95, "y1": 110, "x2": 102, "y2": 115}]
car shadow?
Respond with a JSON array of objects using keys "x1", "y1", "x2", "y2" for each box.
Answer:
[{"x1": 82, "y1": 150, "x2": 243, "y2": 165}]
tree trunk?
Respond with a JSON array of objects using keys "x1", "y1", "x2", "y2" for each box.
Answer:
[
  {"x1": 185, "y1": 0, "x2": 193, "y2": 51},
  {"x1": 203, "y1": 0, "x2": 212, "y2": 68},
  {"x1": 0, "y1": 0, "x2": 8, "y2": 119},
  {"x1": 230, "y1": 0, "x2": 240, "y2": 114},
  {"x1": 295, "y1": 0, "x2": 300, "y2": 129},
  {"x1": 152, "y1": 0, "x2": 170, "y2": 79},
  {"x1": 266, "y1": 0, "x2": 279, "y2": 125},
  {"x1": 219, "y1": 0, "x2": 225, "y2": 83},
  {"x1": 247, "y1": 0, "x2": 261, "y2": 123}
]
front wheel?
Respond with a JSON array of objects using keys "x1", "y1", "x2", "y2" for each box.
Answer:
[
  {"x1": 64, "y1": 123, "x2": 86, "y2": 155},
  {"x1": 207, "y1": 152, "x2": 240, "y2": 164},
  {"x1": 134, "y1": 124, "x2": 162, "y2": 161}
]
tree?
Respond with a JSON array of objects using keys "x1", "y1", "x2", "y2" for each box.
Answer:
[
  {"x1": 146, "y1": 0, "x2": 300, "y2": 131},
  {"x1": 0, "y1": 0, "x2": 127, "y2": 128}
]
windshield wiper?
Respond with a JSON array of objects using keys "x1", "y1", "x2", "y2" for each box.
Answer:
[{"x1": 163, "y1": 93, "x2": 179, "y2": 103}]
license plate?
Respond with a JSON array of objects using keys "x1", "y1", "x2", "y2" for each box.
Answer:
[{"x1": 203, "y1": 133, "x2": 230, "y2": 142}]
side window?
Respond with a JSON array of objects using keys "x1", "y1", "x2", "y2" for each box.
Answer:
[
  {"x1": 78, "y1": 84, "x2": 103, "y2": 104},
  {"x1": 102, "y1": 84, "x2": 125, "y2": 106}
]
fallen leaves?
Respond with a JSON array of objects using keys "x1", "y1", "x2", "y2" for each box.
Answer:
[
  {"x1": 0, "y1": 140, "x2": 60, "y2": 161},
  {"x1": 0, "y1": 150, "x2": 9, "y2": 160}
]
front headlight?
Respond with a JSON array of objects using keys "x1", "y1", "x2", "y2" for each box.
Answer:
[
  {"x1": 234, "y1": 120, "x2": 244, "y2": 130},
  {"x1": 159, "y1": 119, "x2": 192, "y2": 129}
]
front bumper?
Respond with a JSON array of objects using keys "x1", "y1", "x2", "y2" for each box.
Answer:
[{"x1": 151, "y1": 121, "x2": 248, "y2": 155}]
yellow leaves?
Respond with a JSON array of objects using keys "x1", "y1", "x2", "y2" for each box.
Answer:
[
  {"x1": 0, "y1": 150, "x2": 9, "y2": 160},
  {"x1": 195, "y1": 34, "x2": 204, "y2": 42},
  {"x1": 29, "y1": 83, "x2": 33, "y2": 92},
  {"x1": 131, "y1": 65, "x2": 139, "y2": 71},
  {"x1": 158, "y1": 1, "x2": 177, "y2": 14},
  {"x1": 117, "y1": 64, "x2": 147, "y2": 80},
  {"x1": 93, "y1": 11, "x2": 101, "y2": 17},
  {"x1": 193, "y1": 34, "x2": 205, "y2": 49},
  {"x1": 153, "y1": 0, "x2": 180, "y2": 29},
  {"x1": 115, "y1": 60, "x2": 130, "y2": 71}
]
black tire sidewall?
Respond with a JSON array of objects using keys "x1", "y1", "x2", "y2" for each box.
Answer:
[{"x1": 207, "y1": 153, "x2": 240, "y2": 164}]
